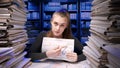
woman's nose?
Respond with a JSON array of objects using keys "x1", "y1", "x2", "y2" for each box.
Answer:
[{"x1": 56, "y1": 26, "x2": 60, "y2": 30}]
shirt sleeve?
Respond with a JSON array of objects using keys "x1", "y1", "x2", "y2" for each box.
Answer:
[
  {"x1": 27, "y1": 31, "x2": 47, "y2": 61},
  {"x1": 73, "y1": 37, "x2": 86, "y2": 62}
]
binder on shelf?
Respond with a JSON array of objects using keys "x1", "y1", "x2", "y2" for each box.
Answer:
[
  {"x1": 81, "y1": 12, "x2": 91, "y2": 20},
  {"x1": 28, "y1": 1, "x2": 39, "y2": 11}
]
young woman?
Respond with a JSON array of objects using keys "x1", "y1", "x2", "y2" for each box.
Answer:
[{"x1": 28, "y1": 9, "x2": 86, "y2": 62}]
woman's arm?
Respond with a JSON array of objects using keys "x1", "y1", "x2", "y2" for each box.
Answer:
[
  {"x1": 74, "y1": 37, "x2": 86, "y2": 62},
  {"x1": 27, "y1": 32, "x2": 47, "y2": 61}
]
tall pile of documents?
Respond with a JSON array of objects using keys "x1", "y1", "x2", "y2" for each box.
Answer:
[
  {"x1": 83, "y1": 0, "x2": 120, "y2": 68},
  {"x1": 0, "y1": 0, "x2": 31, "y2": 68}
]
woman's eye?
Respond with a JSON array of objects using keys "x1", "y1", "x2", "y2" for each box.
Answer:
[
  {"x1": 61, "y1": 25, "x2": 64, "y2": 27},
  {"x1": 54, "y1": 22, "x2": 58, "y2": 26}
]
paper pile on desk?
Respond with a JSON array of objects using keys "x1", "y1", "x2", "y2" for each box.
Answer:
[
  {"x1": 83, "y1": 0, "x2": 120, "y2": 68},
  {"x1": 0, "y1": 0, "x2": 31, "y2": 68}
]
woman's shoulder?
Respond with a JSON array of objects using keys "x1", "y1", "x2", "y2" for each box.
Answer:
[
  {"x1": 38, "y1": 31, "x2": 47, "y2": 37},
  {"x1": 71, "y1": 35, "x2": 78, "y2": 40}
]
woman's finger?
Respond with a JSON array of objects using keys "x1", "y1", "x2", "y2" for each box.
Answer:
[{"x1": 66, "y1": 52, "x2": 76, "y2": 57}]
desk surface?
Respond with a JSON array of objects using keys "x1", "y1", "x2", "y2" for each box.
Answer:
[{"x1": 29, "y1": 60, "x2": 91, "y2": 68}]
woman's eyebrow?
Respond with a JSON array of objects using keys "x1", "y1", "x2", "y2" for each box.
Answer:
[
  {"x1": 53, "y1": 21, "x2": 66, "y2": 25},
  {"x1": 54, "y1": 21, "x2": 58, "y2": 23},
  {"x1": 61, "y1": 23, "x2": 66, "y2": 25}
]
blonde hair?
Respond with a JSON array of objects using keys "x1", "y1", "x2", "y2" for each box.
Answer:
[{"x1": 46, "y1": 9, "x2": 73, "y2": 39}]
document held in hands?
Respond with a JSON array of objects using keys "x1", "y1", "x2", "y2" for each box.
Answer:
[{"x1": 42, "y1": 37, "x2": 74, "y2": 61}]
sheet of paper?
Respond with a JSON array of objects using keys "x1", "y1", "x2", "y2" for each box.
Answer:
[
  {"x1": 42, "y1": 37, "x2": 74, "y2": 61},
  {"x1": 0, "y1": 47, "x2": 13, "y2": 54}
]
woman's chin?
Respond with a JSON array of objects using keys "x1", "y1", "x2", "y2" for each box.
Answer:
[{"x1": 53, "y1": 34, "x2": 61, "y2": 38}]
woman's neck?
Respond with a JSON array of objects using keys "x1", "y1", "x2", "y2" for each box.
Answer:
[
  {"x1": 47, "y1": 31, "x2": 63, "y2": 38},
  {"x1": 53, "y1": 35, "x2": 63, "y2": 38}
]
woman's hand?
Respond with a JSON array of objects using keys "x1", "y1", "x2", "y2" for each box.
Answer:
[
  {"x1": 46, "y1": 46, "x2": 63, "y2": 58},
  {"x1": 66, "y1": 52, "x2": 78, "y2": 62}
]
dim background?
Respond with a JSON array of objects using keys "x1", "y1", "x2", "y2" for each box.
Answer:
[{"x1": 24, "y1": 0, "x2": 93, "y2": 51}]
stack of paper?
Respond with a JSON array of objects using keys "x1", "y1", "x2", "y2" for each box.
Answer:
[
  {"x1": 83, "y1": 0, "x2": 120, "y2": 68},
  {"x1": 0, "y1": 0, "x2": 31, "y2": 68},
  {"x1": 103, "y1": 44, "x2": 120, "y2": 68}
]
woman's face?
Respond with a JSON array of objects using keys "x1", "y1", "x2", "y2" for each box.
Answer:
[{"x1": 51, "y1": 14, "x2": 68, "y2": 38}]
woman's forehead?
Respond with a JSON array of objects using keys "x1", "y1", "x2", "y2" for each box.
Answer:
[
  {"x1": 53, "y1": 14, "x2": 68, "y2": 20},
  {"x1": 53, "y1": 15, "x2": 68, "y2": 23}
]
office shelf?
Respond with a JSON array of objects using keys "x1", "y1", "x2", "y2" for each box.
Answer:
[
  {"x1": 24, "y1": 0, "x2": 41, "y2": 46},
  {"x1": 80, "y1": 1, "x2": 92, "y2": 45},
  {"x1": 24, "y1": 0, "x2": 93, "y2": 45},
  {"x1": 42, "y1": 1, "x2": 79, "y2": 38}
]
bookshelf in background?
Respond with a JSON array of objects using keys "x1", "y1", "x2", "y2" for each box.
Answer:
[
  {"x1": 24, "y1": 0, "x2": 41, "y2": 50},
  {"x1": 42, "y1": 1, "x2": 80, "y2": 38},
  {"x1": 24, "y1": 0, "x2": 93, "y2": 47},
  {"x1": 80, "y1": 0, "x2": 92, "y2": 45}
]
